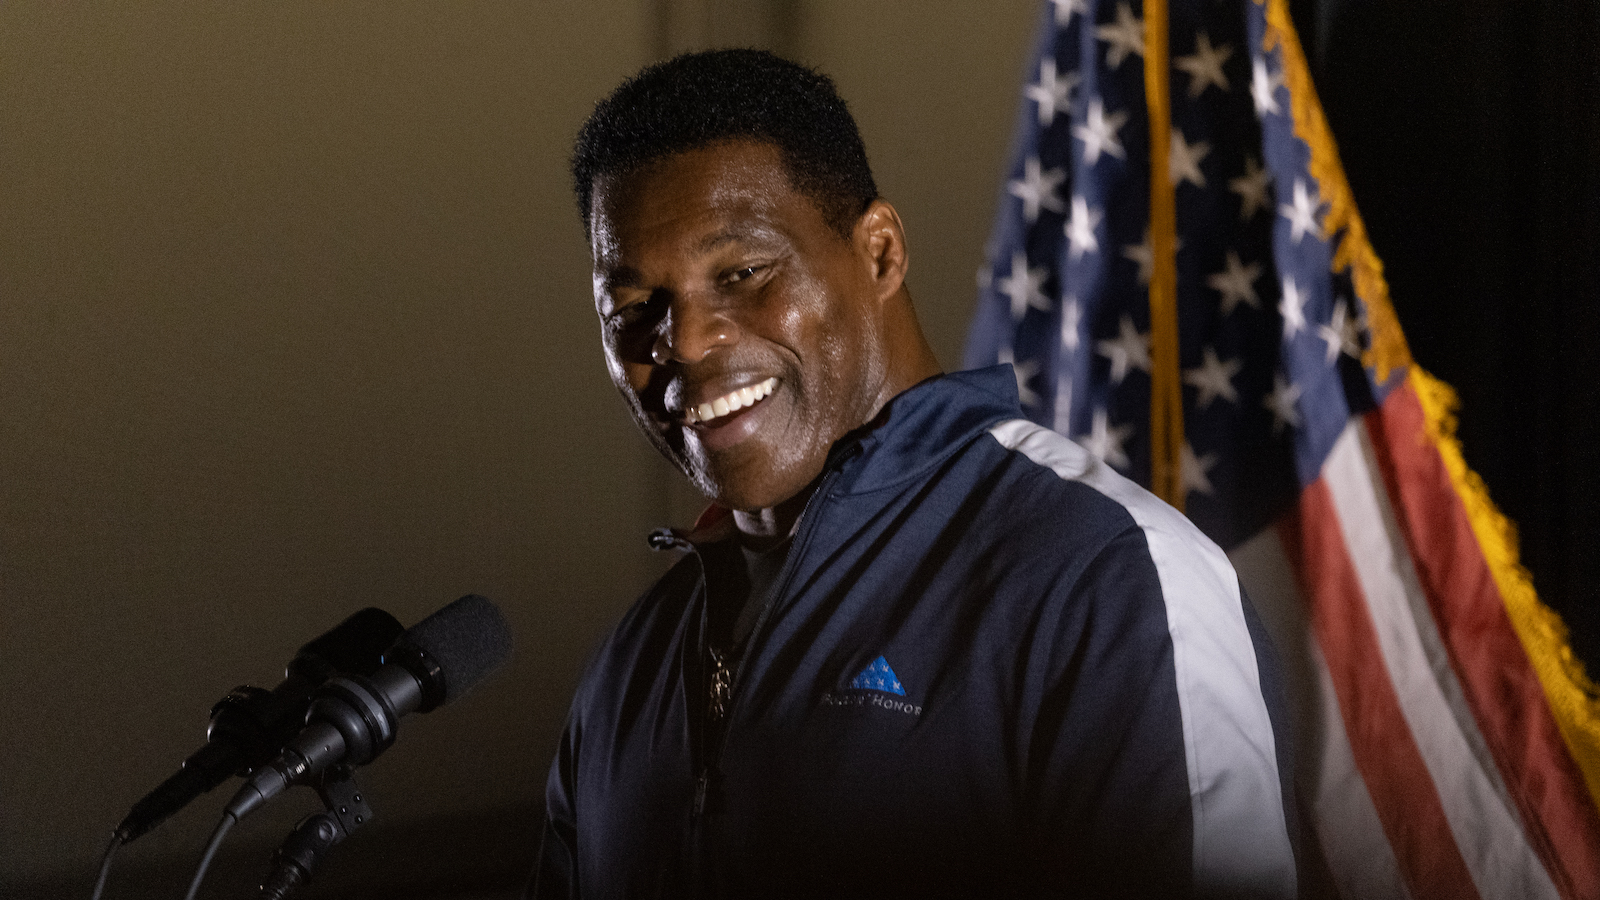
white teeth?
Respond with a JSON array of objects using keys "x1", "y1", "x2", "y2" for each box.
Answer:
[{"x1": 684, "y1": 377, "x2": 778, "y2": 425}]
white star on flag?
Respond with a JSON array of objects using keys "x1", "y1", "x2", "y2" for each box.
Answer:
[
  {"x1": 1065, "y1": 196, "x2": 1103, "y2": 260},
  {"x1": 1061, "y1": 295, "x2": 1082, "y2": 353},
  {"x1": 1183, "y1": 346, "x2": 1242, "y2": 408},
  {"x1": 1049, "y1": 0, "x2": 1088, "y2": 26},
  {"x1": 1008, "y1": 156, "x2": 1067, "y2": 223},
  {"x1": 1264, "y1": 372, "x2": 1304, "y2": 434},
  {"x1": 1280, "y1": 177, "x2": 1324, "y2": 244},
  {"x1": 1025, "y1": 57, "x2": 1078, "y2": 128},
  {"x1": 1180, "y1": 441, "x2": 1218, "y2": 497},
  {"x1": 1123, "y1": 230, "x2": 1155, "y2": 285},
  {"x1": 1096, "y1": 314, "x2": 1151, "y2": 383},
  {"x1": 1279, "y1": 276, "x2": 1308, "y2": 339},
  {"x1": 1095, "y1": 3, "x2": 1145, "y2": 69},
  {"x1": 1073, "y1": 98, "x2": 1128, "y2": 165},
  {"x1": 998, "y1": 251, "x2": 1051, "y2": 321},
  {"x1": 1081, "y1": 407, "x2": 1133, "y2": 470},
  {"x1": 1251, "y1": 57, "x2": 1284, "y2": 117},
  {"x1": 997, "y1": 347, "x2": 1042, "y2": 408},
  {"x1": 1169, "y1": 130, "x2": 1210, "y2": 189},
  {"x1": 1175, "y1": 32, "x2": 1233, "y2": 98},
  {"x1": 1318, "y1": 298, "x2": 1363, "y2": 363},
  {"x1": 1121, "y1": 228, "x2": 1182, "y2": 286},
  {"x1": 1207, "y1": 250, "x2": 1262, "y2": 315},
  {"x1": 1229, "y1": 156, "x2": 1273, "y2": 221}
]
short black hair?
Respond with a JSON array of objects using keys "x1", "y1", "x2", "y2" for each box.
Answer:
[{"x1": 572, "y1": 49, "x2": 879, "y2": 241}]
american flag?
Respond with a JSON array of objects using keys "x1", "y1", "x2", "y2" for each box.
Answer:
[{"x1": 965, "y1": 1, "x2": 1600, "y2": 897}]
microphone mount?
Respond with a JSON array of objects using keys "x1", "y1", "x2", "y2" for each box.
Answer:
[
  {"x1": 257, "y1": 766, "x2": 375, "y2": 900},
  {"x1": 115, "y1": 607, "x2": 404, "y2": 844}
]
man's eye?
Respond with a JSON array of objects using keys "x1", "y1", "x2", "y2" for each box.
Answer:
[
  {"x1": 608, "y1": 294, "x2": 662, "y2": 327},
  {"x1": 726, "y1": 265, "x2": 763, "y2": 284}
]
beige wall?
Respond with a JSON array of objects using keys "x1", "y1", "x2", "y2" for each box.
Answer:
[{"x1": 0, "y1": 1, "x2": 1036, "y2": 892}]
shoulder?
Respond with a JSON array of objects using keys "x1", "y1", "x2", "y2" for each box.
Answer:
[
  {"x1": 980, "y1": 417, "x2": 1236, "y2": 590},
  {"x1": 983, "y1": 418, "x2": 1298, "y2": 896},
  {"x1": 979, "y1": 417, "x2": 1265, "y2": 711}
]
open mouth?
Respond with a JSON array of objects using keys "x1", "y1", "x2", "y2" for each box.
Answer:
[{"x1": 684, "y1": 377, "x2": 779, "y2": 426}]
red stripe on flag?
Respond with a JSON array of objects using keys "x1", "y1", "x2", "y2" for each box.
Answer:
[
  {"x1": 1365, "y1": 381, "x2": 1600, "y2": 900},
  {"x1": 1280, "y1": 482, "x2": 1481, "y2": 900}
]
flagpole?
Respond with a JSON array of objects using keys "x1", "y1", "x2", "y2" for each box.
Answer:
[{"x1": 1143, "y1": 0, "x2": 1184, "y2": 510}]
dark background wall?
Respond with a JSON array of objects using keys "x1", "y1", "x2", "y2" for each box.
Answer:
[
  {"x1": 1, "y1": 1, "x2": 1593, "y2": 897},
  {"x1": 0, "y1": 2, "x2": 1037, "y2": 897},
  {"x1": 1294, "y1": 0, "x2": 1600, "y2": 669}
]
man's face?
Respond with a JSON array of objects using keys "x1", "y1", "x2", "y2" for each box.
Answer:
[{"x1": 589, "y1": 139, "x2": 889, "y2": 512}]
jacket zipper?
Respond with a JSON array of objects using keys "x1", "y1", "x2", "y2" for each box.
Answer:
[
  {"x1": 723, "y1": 467, "x2": 837, "y2": 699},
  {"x1": 693, "y1": 644, "x2": 734, "y2": 819},
  {"x1": 687, "y1": 463, "x2": 846, "y2": 886}
]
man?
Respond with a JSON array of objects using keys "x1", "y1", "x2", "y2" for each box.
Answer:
[{"x1": 533, "y1": 49, "x2": 1297, "y2": 898}]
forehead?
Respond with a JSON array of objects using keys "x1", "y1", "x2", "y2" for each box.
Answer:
[{"x1": 588, "y1": 140, "x2": 830, "y2": 267}]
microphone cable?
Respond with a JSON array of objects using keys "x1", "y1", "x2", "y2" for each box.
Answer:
[
  {"x1": 182, "y1": 813, "x2": 237, "y2": 900},
  {"x1": 89, "y1": 832, "x2": 121, "y2": 900}
]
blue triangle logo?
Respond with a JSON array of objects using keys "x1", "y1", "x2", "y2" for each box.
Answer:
[{"x1": 848, "y1": 656, "x2": 906, "y2": 696}]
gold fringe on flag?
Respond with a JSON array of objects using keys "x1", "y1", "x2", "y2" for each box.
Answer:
[
  {"x1": 1259, "y1": 0, "x2": 1411, "y2": 384},
  {"x1": 1412, "y1": 368, "x2": 1600, "y2": 808},
  {"x1": 1259, "y1": 0, "x2": 1600, "y2": 810}
]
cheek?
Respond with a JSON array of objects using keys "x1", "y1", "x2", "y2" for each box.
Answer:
[
  {"x1": 602, "y1": 352, "x2": 662, "y2": 442},
  {"x1": 815, "y1": 330, "x2": 855, "y2": 400},
  {"x1": 602, "y1": 338, "x2": 650, "y2": 395},
  {"x1": 776, "y1": 286, "x2": 850, "y2": 378},
  {"x1": 619, "y1": 360, "x2": 655, "y2": 397},
  {"x1": 602, "y1": 345, "x2": 628, "y2": 390},
  {"x1": 786, "y1": 296, "x2": 880, "y2": 417}
]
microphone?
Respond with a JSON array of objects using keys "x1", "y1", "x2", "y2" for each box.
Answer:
[
  {"x1": 115, "y1": 607, "x2": 405, "y2": 843},
  {"x1": 224, "y1": 595, "x2": 512, "y2": 821}
]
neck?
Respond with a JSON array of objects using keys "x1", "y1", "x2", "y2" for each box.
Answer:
[
  {"x1": 733, "y1": 490, "x2": 813, "y2": 549},
  {"x1": 882, "y1": 288, "x2": 943, "y2": 393}
]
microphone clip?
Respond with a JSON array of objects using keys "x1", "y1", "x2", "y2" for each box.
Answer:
[{"x1": 257, "y1": 766, "x2": 374, "y2": 900}]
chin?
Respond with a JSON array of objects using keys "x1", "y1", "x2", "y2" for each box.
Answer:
[
  {"x1": 703, "y1": 467, "x2": 816, "y2": 514},
  {"x1": 680, "y1": 435, "x2": 826, "y2": 513},
  {"x1": 695, "y1": 478, "x2": 769, "y2": 513}
]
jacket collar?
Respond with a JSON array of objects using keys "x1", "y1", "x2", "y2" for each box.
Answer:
[{"x1": 829, "y1": 365, "x2": 1022, "y2": 497}]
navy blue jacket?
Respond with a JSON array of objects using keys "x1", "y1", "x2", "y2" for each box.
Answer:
[{"x1": 533, "y1": 367, "x2": 1297, "y2": 899}]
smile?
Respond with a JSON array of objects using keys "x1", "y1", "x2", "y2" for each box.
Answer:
[{"x1": 684, "y1": 377, "x2": 779, "y2": 425}]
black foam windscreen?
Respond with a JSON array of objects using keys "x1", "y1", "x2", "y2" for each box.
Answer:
[{"x1": 400, "y1": 595, "x2": 513, "y2": 705}]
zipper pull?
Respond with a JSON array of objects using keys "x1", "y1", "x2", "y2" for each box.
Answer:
[
  {"x1": 693, "y1": 773, "x2": 709, "y2": 815},
  {"x1": 648, "y1": 527, "x2": 688, "y2": 551},
  {"x1": 708, "y1": 647, "x2": 733, "y2": 722}
]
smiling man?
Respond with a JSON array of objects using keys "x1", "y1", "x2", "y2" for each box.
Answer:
[
  {"x1": 585, "y1": 130, "x2": 936, "y2": 540},
  {"x1": 532, "y1": 50, "x2": 1298, "y2": 899}
]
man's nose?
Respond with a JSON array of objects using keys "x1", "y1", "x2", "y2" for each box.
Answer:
[{"x1": 651, "y1": 293, "x2": 738, "y2": 365}]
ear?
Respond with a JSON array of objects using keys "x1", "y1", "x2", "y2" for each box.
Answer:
[{"x1": 855, "y1": 199, "x2": 909, "y2": 303}]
